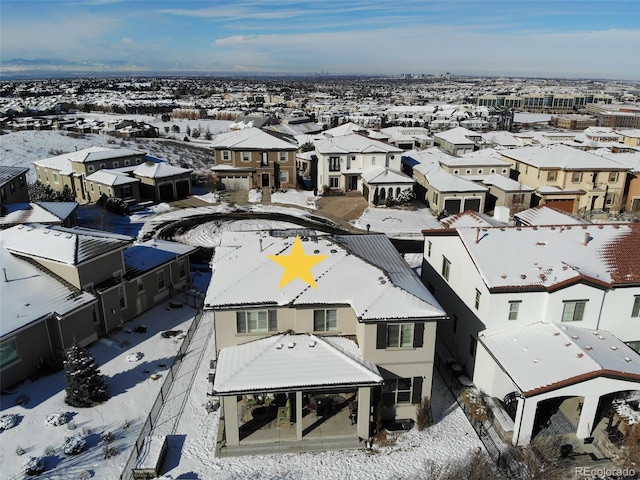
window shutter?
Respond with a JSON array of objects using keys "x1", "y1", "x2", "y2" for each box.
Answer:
[
  {"x1": 413, "y1": 322, "x2": 424, "y2": 348},
  {"x1": 268, "y1": 310, "x2": 277, "y2": 331},
  {"x1": 236, "y1": 312, "x2": 246, "y2": 333},
  {"x1": 412, "y1": 377, "x2": 423, "y2": 404},
  {"x1": 376, "y1": 323, "x2": 387, "y2": 349}
]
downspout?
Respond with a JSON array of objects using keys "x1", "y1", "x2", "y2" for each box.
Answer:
[
  {"x1": 596, "y1": 288, "x2": 608, "y2": 331},
  {"x1": 44, "y1": 314, "x2": 55, "y2": 358}
]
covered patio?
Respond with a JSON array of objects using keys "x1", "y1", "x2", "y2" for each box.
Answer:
[{"x1": 213, "y1": 333, "x2": 383, "y2": 456}]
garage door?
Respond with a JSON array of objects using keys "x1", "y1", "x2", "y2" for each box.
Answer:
[
  {"x1": 444, "y1": 198, "x2": 462, "y2": 214},
  {"x1": 464, "y1": 198, "x2": 481, "y2": 212},
  {"x1": 176, "y1": 180, "x2": 190, "y2": 198},
  {"x1": 159, "y1": 184, "x2": 174, "y2": 201},
  {"x1": 545, "y1": 199, "x2": 574, "y2": 213}
]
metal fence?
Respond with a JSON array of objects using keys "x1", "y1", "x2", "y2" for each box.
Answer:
[
  {"x1": 435, "y1": 355, "x2": 520, "y2": 480},
  {"x1": 119, "y1": 308, "x2": 205, "y2": 480}
]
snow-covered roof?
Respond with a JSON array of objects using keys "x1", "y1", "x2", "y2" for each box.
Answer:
[
  {"x1": 501, "y1": 144, "x2": 631, "y2": 171},
  {"x1": 211, "y1": 127, "x2": 297, "y2": 150},
  {"x1": 431, "y1": 223, "x2": 640, "y2": 291},
  {"x1": 133, "y1": 161, "x2": 191, "y2": 179},
  {"x1": 205, "y1": 231, "x2": 446, "y2": 322},
  {"x1": 481, "y1": 131, "x2": 521, "y2": 148},
  {"x1": 0, "y1": 237, "x2": 96, "y2": 338},
  {"x1": 440, "y1": 211, "x2": 505, "y2": 229},
  {"x1": 322, "y1": 122, "x2": 368, "y2": 137},
  {"x1": 0, "y1": 203, "x2": 76, "y2": 226},
  {"x1": 481, "y1": 174, "x2": 534, "y2": 192},
  {"x1": 33, "y1": 147, "x2": 145, "y2": 171},
  {"x1": 433, "y1": 127, "x2": 480, "y2": 145},
  {"x1": 594, "y1": 151, "x2": 640, "y2": 173},
  {"x1": 314, "y1": 133, "x2": 402, "y2": 156},
  {"x1": 361, "y1": 166, "x2": 413, "y2": 185},
  {"x1": 37, "y1": 202, "x2": 78, "y2": 221},
  {"x1": 0, "y1": 166, "x2": 29, "y2": 187},
  {"x1": 213, "y1": 333, "x2": 382, "y2": 394},
  {"x1": 479, "y1": 322, "x2": 640, "y2": 396},
  {"x1": 414, "y1": 163, "x2": 487, "y2": 193},
  {"x1": 1, "y1": 224, "x2": 132, "y2": 265},
  {"x1": 85, "y1": 169, "x2": 138, "y2": 186},
  {"x1": 514, "y1": 206, "x2": 591, "y2": 226},
  {"x1": 124, "y1": 239, "x2": 196, "y2": 277}
]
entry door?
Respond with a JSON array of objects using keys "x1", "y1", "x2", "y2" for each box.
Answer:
[
  {"x1": 261, "y1": 173, "x2": 270, "y2": 187},
  {"x1": 349, "y1": 176, "x2": 358, "y2": 191}
]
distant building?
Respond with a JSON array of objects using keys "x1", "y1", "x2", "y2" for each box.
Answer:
[{"x1": 0, "y1": 166, "x2": 30, "y2": 207}]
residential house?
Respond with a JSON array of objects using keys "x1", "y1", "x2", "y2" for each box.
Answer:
[
  {"x1": 0, "y1": 224, "x2": 196, "y2": 387},
  {"x1": 206, "y1": 231, "x2": 447, "y2": 455},
  {"x1": 132, "y1": 161, "x2": 192, "y2": 202},
  {"x1": 210, "y1": 127, "x2": 298, "y2": 190},
  {"x1": 84, "y1": 170, "x2": 141, "y2": 203},
  {"x1": 593, "y1": 150, "x2": 640, "y2": 215},
  {"x1": 379, "y1": 126, "x2": 434, "y2": 151},
  {"x1": 420, "y1": 223, "x2": 640, "y2": 444},
  {"x1": 500, "y1": 144, "x2": 630, "y2": 214},
  {"x1": 0, "y1": 166, "x2": 30, "y2": 207},
  {"x1": 433, "y1": 127, "x2": 482, "y2": 156},
  {"x1": 360, "y1": 166, "x2": 414, "y2": 206},
  {"x1": 617, "y1": 129, "x2": 640, "y2": 148},
  {"x1": 312, "y1": 133, "x2": 403, "y2": 195}
]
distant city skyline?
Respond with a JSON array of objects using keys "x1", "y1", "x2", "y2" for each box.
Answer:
[{"x1": 1, "y1": 0, "x2": 639, "y2": 80}]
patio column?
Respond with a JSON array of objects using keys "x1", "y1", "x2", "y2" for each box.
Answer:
[
  {"x1": 513, "y1": 396, "x2": 537, "y2": 446},
  {"x1": 576, "y1": 394, "x2": 599, "y2": 439},
  {"x1": 296, "y1": 391, "x2": 303, "y2": 441},
  {"x1": 222, "y1": 395, "x2": 240, "y2": 446},
  {"x1": 357, "y1": 387, "x2": 372, "y2": 440}
]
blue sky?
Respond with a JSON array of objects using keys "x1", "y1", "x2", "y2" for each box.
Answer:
[{"x1": 1, "y1": 0, "x2": 639, "y2": 79}]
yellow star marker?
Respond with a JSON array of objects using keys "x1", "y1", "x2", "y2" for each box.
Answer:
[{"x1": 268, "y1": 236, "x2": 328, "y2": 289}]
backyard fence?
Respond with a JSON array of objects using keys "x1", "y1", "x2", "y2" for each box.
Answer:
[{"x1": 119, "y1": 307, "x2": 205, "y2": 480}]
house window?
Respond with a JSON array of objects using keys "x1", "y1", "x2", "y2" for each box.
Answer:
[
  {"x1": 179, "y1": 260, "x2": 186, "y2": 278},
  {"x1": 508, "y1": 301, "x2": 521, "y2": 320},
  {"x1": 10, "y1": 181, "x2": 16, "y2": 193},
  {"x1": 502, "y1": 168, "x2": 508, "y2": 174},
  {"x1": 100, "y1": 163, "x2": 107, "y2": 170},
  {"x1": 433, "y1": 191, "x2": 439, "y2": 205},
  {"x1": 427, "y1": 241, "x2": 432, "y2": 257},
  {"x1": 0, "y1": 188, "x2": 5, "y2": 201},
  {"x1": 121, "y1": 185, "x2": 132, "y2": 198},
  {"x1": 605, "y1": 193, "x2": 614, "y2": 206},
  {"x1": 118, "y1": 285, "x2": 126, "y2": 309},
  {"x1": 465, "y1": 169, "x2": 472, "y2": 174},
  {"x1": 469, "y1": 336, "x2": 477, "y2": 357},
  {"x1": 329, "y1": 176, "x2": 340, "y2": 188},
  {"x1": 609, "y1": 172, "x2": 618, "y2": 182},
  {"x1": 37, "y1": 169, "x2": 42, "y2": 180},
  {"x1": 313, "y1": 309, "x2": 337, "y2": 331},
  {"x1": 562, "y1": 300, "x2": 587, "y2": 322},
  {"x1": 571, "y1": 172, "x2": 582, "y2": 183},
  {"x1": 372, "y1": 156, "x2": 377, "y2": 165},
  {"x1": 490, "y1": 169, "x2": 496, "y2": 174},
  {"x1": 386, "y1": 323, "x2": 414, "y2": 348},
  {"x1": 453, "y1": 169, "x2": 459, "y2": 175},
  {"x1": 453, "y1": 313, "x2": 458, "y2": 333},
  {"x1": 222, "y1": 150, "x2": 230, "y2": 161},
  {"x1": 113, "y1": 161, "x2": 119, "y2": 168},
  {"x1": 135, "y1": 158, "x2": 142, "y2": 164},
  {"x1": 329, "y1": 157, "x2": 340, "y2": 172},
  {"x1": 0, "y1": 338, "x2": 19, "y2": 368},
  {"x1": 474, "y1": 289, "x2": 481, "y2": 309},
  {"x1": 236, "y1": 310, "x2": 277, "y2": 333},
  {"x1": 87, "y1": 165, "x2": 94, "y2": 173},
  {"x1": 442, "y1": 256, "x2": 451, "y2": 281},
  {"x1": 124, "y1": 159, "x2": 131, "y2": 166},
  {"x1": 137, "y1": 280, "x2": 144, "y2": 293},
  {"x1": 242, "y1": 152, "x2": 250, "y2": 162},
  {"x1": 477, "y1": 169, "x2": 483, "y2": 174},
  {"x1": 19, "y1": 176, "x2": 25, "y2": 189},
  {"x1": 156, "y1": 271, "x2": 166, "y2": 290},
  {"x1": 279, "y1": 152, "x2": 287, "y2": 162},
  {"x1": 91, "y1": 304, "x2": 99, "y2": 324},
  {"x1": 90, "y1": 183, "x2": 94, "y2": 192},
  {"x1": 280, "y1": 171, "x2": 289, "y2": 183},
  {"x1": 45, "y1": 171, "x2": 49, "y2": 181},
  {"x1": 382, "y1": 378, "x2": 412, "y2": 405},
  {"x1": 631, "y1": 296, "x2": 640, "y2": 317}
]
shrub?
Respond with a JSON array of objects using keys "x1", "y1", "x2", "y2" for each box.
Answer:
[
  {"x1": 62, "y1": 435, "x2": 87, "y2": 455},
  {"x1": 45, "y1": 411, "x2": 70, "y2": 427},
  {"x1": 461, "y1": 388, "x2": 490, "y2": 423},
  {"x1": 416, "y1": 396, "x2": 432, "y2": 431},
  {"x1": 22, "y1": 456, "x2": 45, "y2": 476},
  {"x1": 0, "y1": 413, "x2": 19, "y2": 431}
]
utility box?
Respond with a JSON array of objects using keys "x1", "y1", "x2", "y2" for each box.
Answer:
[{"x1": 132, "y1": 435, "x2": 168, "y2": 479}]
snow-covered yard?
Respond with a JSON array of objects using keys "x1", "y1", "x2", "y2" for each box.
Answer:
[{"x1": 354, "y1": 205, "x2": 441, "y2": 237}]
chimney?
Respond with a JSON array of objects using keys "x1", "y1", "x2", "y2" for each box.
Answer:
[{"x1": 583, "y1": 232, "x2": 590, "y2": 246}]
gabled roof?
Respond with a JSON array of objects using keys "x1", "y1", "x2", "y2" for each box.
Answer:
[
  {"x1": 430, "y1": 223, "x2": 640, "y2": 292},
  {"x1": 481, "y1": 174, "x2": 534, "y2": 192},
  {"x1": 2, "y1": 224, "x2": 133, "y2": 265},
  {"x1": 361, "y1": 166, "x2": 413, "y2": 185},
  {"x1": 205, "y1": 231, "x2": 446, "y2": 322},
  {"x1": 440, "y1": 211, "x2": 505, "y2": 229},
  {"x1": 322, "y1": 122, "x2": 368, "y2": 137},
  {"x1": 314, "y1": 133, "x2": 402, "y2": 156},
  {"x1": 501, "y1": 144, "x2": 631, "y2": 171},
  {"x1": 0, "y1": 166, "x2": 29, "y2": 187},
  {"x1": 433, "y1": 127, "x2": 480, "y2": 145},
  {"x1": 210, "y1": 127, "x2": 298, "y2": 150},
  {"x1": 479, "y1": 323, "x2": 640, "y2": 397},
  {"x1": 33, "y1": 147, "x2": 145, "y2": 170},
  {"x1": 123, "y1": 239, "x2": 196, "y2": 278},
  {"x1": 133, "y1": 161, "x2": 191, "y2": 179},
  {"x1": 0, "y1": 238, "x2": 96, "y2": 338},
  {"x1": 213, "y1": 333, "x2": 382, "y2": 394},
  {"x1": 0, "y1": 202, "x2": 77, "y2": 227},
  {"x1": 86, "y1": 169, "x2": 138, "y2": 186},
  {"x1": 414, "y1": 163, "x2": 487, "y2": 193}
]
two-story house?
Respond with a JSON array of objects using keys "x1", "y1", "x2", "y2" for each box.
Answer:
[
  {"x1": 210, "y1": 127, "x2": 298, "y2": 190},
  {"x1": 433, "y1": 127, "x2": 482, "y2": 156},
  {"x1": 312, "y1": 133, "x2": 405, "y2": 198},
  {"x1": 500, "y1": 144, "x2": 630, "y2": 215},
  {"x1": 0, "y1": 224, "x2": 196, "y2": 388},
  {"x1": 206, "y1": 231, "x2": 447, "y2": 456},
  {"x1": 420, "y1": 223, "x2": 640, "y2": 446}
]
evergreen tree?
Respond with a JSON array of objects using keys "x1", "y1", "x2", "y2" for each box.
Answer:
[{"x1": 64, "y1": 343, "x2": 109, "y2": 408}]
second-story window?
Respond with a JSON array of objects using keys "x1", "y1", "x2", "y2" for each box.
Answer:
[
  {"x1": 631, "y1": 296, "x2": 640, "y2": 317},
  {"x1": 442, "y1": 256, "x2": 451, "y2": 281},
  {"x1": 508, "y1": 301, "x2": 521, "y2": 320},
  {"x1": 222, "y1": 150, "x2": 230, "y2": 161},
  {"x1": 329, "y1": 157, "x2": 340, "y2": 172},
  {"x1": 156, "y1": 271, "x2": 165, "y2": 290},
  {"x1": 236, "y1": 310, "x2": 277, "y2": 333},
  {"x1": 562, "y1": 300, "x2": 587, "y2": 322},
  {"x1": 571, "y1": 172, "x2": 582, "y2": 183},
  {"x1": 427, "y1": 241, "x2": 432, "y2": 257},
  {"x1": 433, "y1": 191, "x2": 439, "y2": 205},
  {"x1": 547, "y1": 171, "x2": 557, "y2": 181},
  {"x1": 474, "y1": 289, "x2": 481, "y2": 310},
  {"x1": 242, "y1": 152, "x2": 250, "y2": 162},
  {"x1": 279, "y1": 151, "x2": 287, "y2": 162},
  {"x1": 313, "y1": 309, "x2": 337, "y2": 332},
  {"x1": 386, "y1": 323, "x2": 414, "y2": 348},
  {"x1": 609, "y1": 172, "x2": 618, "y2": 182}
]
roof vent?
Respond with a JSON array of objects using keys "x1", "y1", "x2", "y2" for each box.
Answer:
[
  {"x1": 276, "y1": 344, "x2": 283, "y2": 350},
  {"x1": 565, "y1": 342, "x2": 572, "y2": 347},
  {"x1": 330, "y1": 249, "x2": 337, "y2": 254},
  {"x1": 44, "y1": 230, "x2": 50, "y2": 234},
  {"x1": 585, "y1": 346, "x2": 592, "y2": 351},
  {"x1": 287, "y1": 342, "x2": 296, "y2": 349},
  {"x1": 610, "y1": 345, "x2": 618, "y2": 351},
  {"x1": 309, "y1": 340, "x2": 317, "y2": 348},
  {"x1": 624, "y1": 357, "x2": 631, "y2": 362},
  {"x1": 520, "y1": 274, "x2": 527, "y2": 279},
  {"x1": 314, "y1": 250, "x2": 320, "y2": 254},
  {"x1": 536, "y1": 242, "x2": 547, "y2": 246},
  {"x1": 592, "y1": 330, "x2": 599, "y2": 335},
  {"x1": 532, "y1": 359, "x2": 539, "y2": 363},
  {"x1": 577, "y1": 353, "x2": 584, "y2": 358},
  {"x1": 598, "y1": 335, "x2": 605, "y2": 340},
  {"x1": 571, "y1": 335, "x2": 579, "y2": 340}
]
